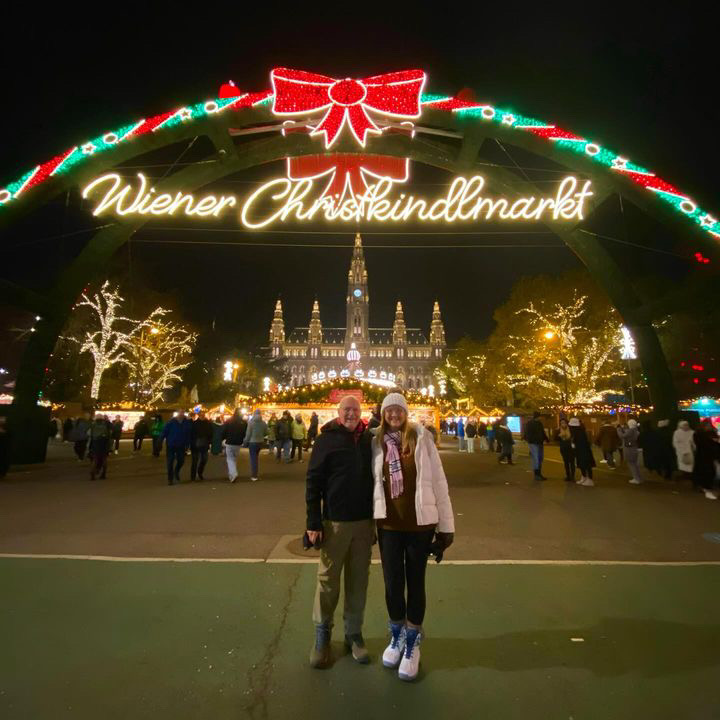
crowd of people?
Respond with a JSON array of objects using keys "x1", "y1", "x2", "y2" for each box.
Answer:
[
  {"x1": 442, "y1": 413, "x2": 720, "y2": 499},
  {"x1": 53, "y1": 409, "x2": 324, "y2": 485}
]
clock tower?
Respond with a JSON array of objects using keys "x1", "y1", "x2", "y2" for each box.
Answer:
[{"x1": 345, "y1": 232, "x2": 370, "y2": 353}]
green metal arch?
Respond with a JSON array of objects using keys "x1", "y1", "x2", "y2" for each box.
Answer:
[{"x1": 4, "y1": 89, "x2": 713, "y2": 436}]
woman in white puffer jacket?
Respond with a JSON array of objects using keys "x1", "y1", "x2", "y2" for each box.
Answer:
[
  {"x1": 371, "y1": 392, "x2": 455, "y2": 682},
  {"x1": 672, "y1": 420, "x2": 695, "y2": 474}
]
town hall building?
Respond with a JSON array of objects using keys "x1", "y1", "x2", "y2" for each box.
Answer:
[{"x1": 268, "y1": 233, "x2": 447, "y2": 389}]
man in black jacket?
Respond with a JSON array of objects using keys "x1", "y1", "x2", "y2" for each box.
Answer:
[
  {"x1": 523, "y1": 411, "x2": 548, "y2": 480},
  {"x1": 191, "y1": 411, "x2": 214, "y2": 481},
  {"x1": 222, "y1": 409, "x2": 247, "y2": 483},
  {"x1": 306, "y1": 396, "x2": 374, "y2": 669}
]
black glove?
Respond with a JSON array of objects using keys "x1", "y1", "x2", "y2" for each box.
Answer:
[{"x1": 436, "y1": 532, "x2": 454, "y2": 550}]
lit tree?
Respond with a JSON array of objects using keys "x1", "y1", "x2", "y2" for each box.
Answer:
[
  {"x1": 123, "y1": 309, "x2": 197, "y2": 405},
  {"x1": 69, "y1": 282, "x2": 140, "y2": 401},
  {"x1": 505, "y1": 291, "x2": 624, "y2": 403}
]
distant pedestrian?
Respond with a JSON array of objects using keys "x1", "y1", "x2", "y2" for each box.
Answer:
[
  {"x1": 367, "y1": 404, "x2": 381, "y2": 431},
  {"x1": 692, "y1": 420, "x2": 719, "y2": 500},
  {"x1": 497, "y1": 422, "x2": 514, "y2": 464},
  {"x1": 222, "y1": 409, "x2": 248, "y2": 482},
  {"x1": 554, "y1": 418, "x2": 576, "y2": 481},
  {"x1": 243, "y1": 409, "x2": 268, "y2": 482},
  {"x1": 190, "y1": 411, "x2": 214, "y2": 481},
  {"x1": 70, "y1": 413, "x2": 92, "y2": 461},
  {"x1": 111, "y1": 415, "x2": 123, "y2": 454},
  {"x1": 617, "y1": 419, "x2": 643, "y2": 485},
  {"x1": 486, "y1": 424, "x2": 496, "y2": 452},
  {"x1": 456, "y1": 418, "x2": 466, "y2": 452},
  {"x1": 161, "y1": 410, "x2": 192, "y2": 485},
  {"x1": 522, "y1": 411, "x2": 547, "y2": 481},
  {"x1": 465, "y1": 418, "x2": 477, "y2": 453},
  {"x1": 276, "y1": 411, "x2": 292, "y2": 462},
  {"x1": 133, "y1": 416, "x2": 149, "y2": 452},
  {"x1": 638, "y1": 420, "x2": 663, "y2": 476},
  {"x1": 88, "y1": 415, "x2": 110, "y2": 480},
  {"x1": 306, "y1": 412, "x2": 319, "y2": 449},
  {"x1": 150, "y1": 415, "x2": 164, "y2": 457},
  {"x1": 211, "y1": 416, "x2": 224, "y2": 455},
  {"x1": 267, "y1": 413, "x2": 278, "y2": 455},
  {"x1": 595, "y1": 420, "x2": 619, "y2": 468},
  {"x1": 477, "y1": 421, "x2": 487, "y2": 451},
  {"x1": 291, "y1": 414, "x2": 307, "y2": 462},
  {"x1": 672, "y1": 420, "x2": 695, "y2": 475},
  {"x1": 655, "y1": 420, "x2": 676, "y2": 480},
  {"x1": 422, "y1": 418, "x2": 438, "y2": 446},
  {"x1": 62, "y1": 417, "x2": 73, "y2": 442},
  {"x1": 569, "y1": 417, "x2": 595, "y2": 486}
]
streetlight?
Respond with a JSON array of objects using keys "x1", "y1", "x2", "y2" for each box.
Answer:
[{"x1": 543, "y1": 330, "x2": 569, "y2": 404}]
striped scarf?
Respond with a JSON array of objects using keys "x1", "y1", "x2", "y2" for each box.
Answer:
[{"x1": 384, "y1": 431, "x2": 404, "y2": 499}]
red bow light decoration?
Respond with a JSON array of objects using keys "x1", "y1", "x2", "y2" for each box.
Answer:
[
  {"x1": 271, "y1": 68, "x2": 426, "y2": 148},
  {"x1": 287, "y1": 154, "x2": 409, "y2": 201}
]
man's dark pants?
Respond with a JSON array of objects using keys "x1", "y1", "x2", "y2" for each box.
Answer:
[
  {"x1": 166, "y1": 446, "x2": 186, "y2": 483},
  {"x1": 191, "y1": 446, "x2": 209, "y2": 480}
]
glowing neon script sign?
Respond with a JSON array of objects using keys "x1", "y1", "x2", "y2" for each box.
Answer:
[{"x1": 82, "y1": 173, "x2": 593, "y2": 228}]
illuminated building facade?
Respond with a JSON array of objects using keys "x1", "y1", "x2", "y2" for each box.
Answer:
[{"x1": 269, "y1": 233, "x2": 447, "y2": 389}]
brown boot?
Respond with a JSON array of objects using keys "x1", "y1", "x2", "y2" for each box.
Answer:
[{"x1": 309, "y1": 625, "x2": 331, "y2": 668}]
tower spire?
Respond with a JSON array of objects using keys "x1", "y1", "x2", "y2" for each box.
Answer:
[
  {"x1": 309, "y1": 298, "x2": 322, "y2": 344},
  {"x1": 430, "y1": 299, "x2": 446, "y2": 356},
  {"x1": 393, "y1": 300, "x2": 407, "y2": 346},
  {"x1": 345, "y1": 234, "x2": 370, "y2": 349},
  {"x1": 269, "y1": 297, "x2": 285, "y2": 354}
]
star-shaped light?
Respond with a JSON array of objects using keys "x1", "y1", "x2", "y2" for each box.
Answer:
[
  {"x1": 81, "y1": 142, "x2": 97, "y2": 155},
  {"x1": 699, "y1": 213, "x2": 717, "y2": 228},
  {"x1": 501, "y1": 113, "x2": 516, "y2": 126},
  {"x1": 178, "y1": 107, "x2": 193, "y2": 121},
  {"x1": 611, "y1": 156, "x2": 628, "y2": 170}
]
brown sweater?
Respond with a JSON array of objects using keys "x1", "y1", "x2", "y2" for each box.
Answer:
[{"x1": 377, "y1": 447, "x2": 435, "y2": 532}]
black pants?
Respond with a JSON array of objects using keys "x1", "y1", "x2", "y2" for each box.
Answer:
[
  {"x1": 166, "y1": 446, "x2": 185, "y2": 482},
  {"x1": 190, "y1": 446, "x2": 209, "y2": 480},
  {"x1": 152, "y1": 436, "x2": 162, "y2": 457},
  {"x1": 377, "y1": 528, "x2": 434, "y2": 626},
  {"x1": 112, "y1": 436, "x2": 120, "y2": 452},
  {"x1": 73, "y1": 439, "x2": 87, "y2": 460},
  {"x1": 560, "y1": 446, "x2": 576, "y2": 479},
  {"x1": 133, "y1": 435, "x2": 144, "y2": 451},
  {"x1": 290, "y1": 439, "x2": 303, "y2": 460}
]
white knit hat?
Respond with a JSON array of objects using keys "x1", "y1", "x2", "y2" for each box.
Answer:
[{"x1": 381, "y1": 392, "x2": 409, "y2": 414}]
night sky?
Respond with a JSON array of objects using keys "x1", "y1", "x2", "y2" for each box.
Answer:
[{"x1": 2, "y1": 10, "x2": 718, "y2": 358}]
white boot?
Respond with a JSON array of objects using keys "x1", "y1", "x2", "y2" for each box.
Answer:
[
  {"x1": 382, "y1": 622, "x2": 406, "y2": 668},
  {"x1": 398, "y1": 627, "x2": 422, "y2": 681},
  {"x1": 704, "y1": 490, "x2": 718, "y2": 500}
]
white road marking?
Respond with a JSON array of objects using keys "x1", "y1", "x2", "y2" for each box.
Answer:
[{"x1": 1, "y1": 553, "x2": 719, "y2": 566}]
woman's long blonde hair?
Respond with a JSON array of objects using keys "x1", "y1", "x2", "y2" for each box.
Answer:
[{"x1": 379, "y1": 410, "x2": 417, "y2": 456}]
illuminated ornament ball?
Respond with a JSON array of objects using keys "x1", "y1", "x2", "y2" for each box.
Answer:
[{"x1": 347, "y1": 343, "x2": 361, "y2": 363}]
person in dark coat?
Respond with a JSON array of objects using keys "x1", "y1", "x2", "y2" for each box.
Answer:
[
  {"x1": 70, "y1": 413, "x2": 92, "y2": 461},
  {"x1": 306, "y1": 412, "x2": 319, "y2": 450},
  {"x1": 276, "y1": 411, "x2": 292, "y2": 462},
  {"x1": 190, "y1": 411, "x2": 214, "y2": 481},
  {"x1": 569, "y1": 417, "x2": 595, "y2": 486},
  {"x1": 522, "y1": 411, "x2": 548, "y2": 480},
  {"x1": 211, "y1": 416, "x2": 224, "y2": 455},
  {"x1": 111, "y1": 416, "x2": 124, "y2": 454},
  {"x1": 88, "y1": 415, "x2": 111, "y2": 480},
  {"x1": 693, "y1": 420, "x2": 719, "y2": 500},
  {"x1": 497, "y1": 422, "x2": 514, "y2": 464},
  {"x1": 554, "y1": 418, "x2": 576, "y2": 482},
  {"x1": 655, "y1": 419, "x2": 676, "y2": 480},
  {"x1": 222, "y1": 409, "x2": 248, "y2": 482},
  {"x1": 62, "y1": 417, "x2": 73, "y2": 442},
  {"x1": 160, "y1": 410, "x2": 192, "y2": 485},
  {"x1": 595, "y1": 420, "x2": 619, "y2": 468},
  {"x1": 133, "y1": 416, "x2": 149, "y2": 452},
  {"x1": 638, "y1": 420, "x2": 663, "y2": 475}
]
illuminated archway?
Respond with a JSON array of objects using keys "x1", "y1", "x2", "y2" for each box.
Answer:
[{"x1": 2, "y1": 68, "x2": 718, "y2": 460}]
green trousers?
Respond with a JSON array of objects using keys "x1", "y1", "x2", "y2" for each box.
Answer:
[{"x1": 312, "y1": 519, "x2": 375, "y2": 635}]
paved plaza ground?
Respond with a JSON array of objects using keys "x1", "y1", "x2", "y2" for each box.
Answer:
[{"x1": 2, "y1": 439, "x2": 720, "y2": 718}]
